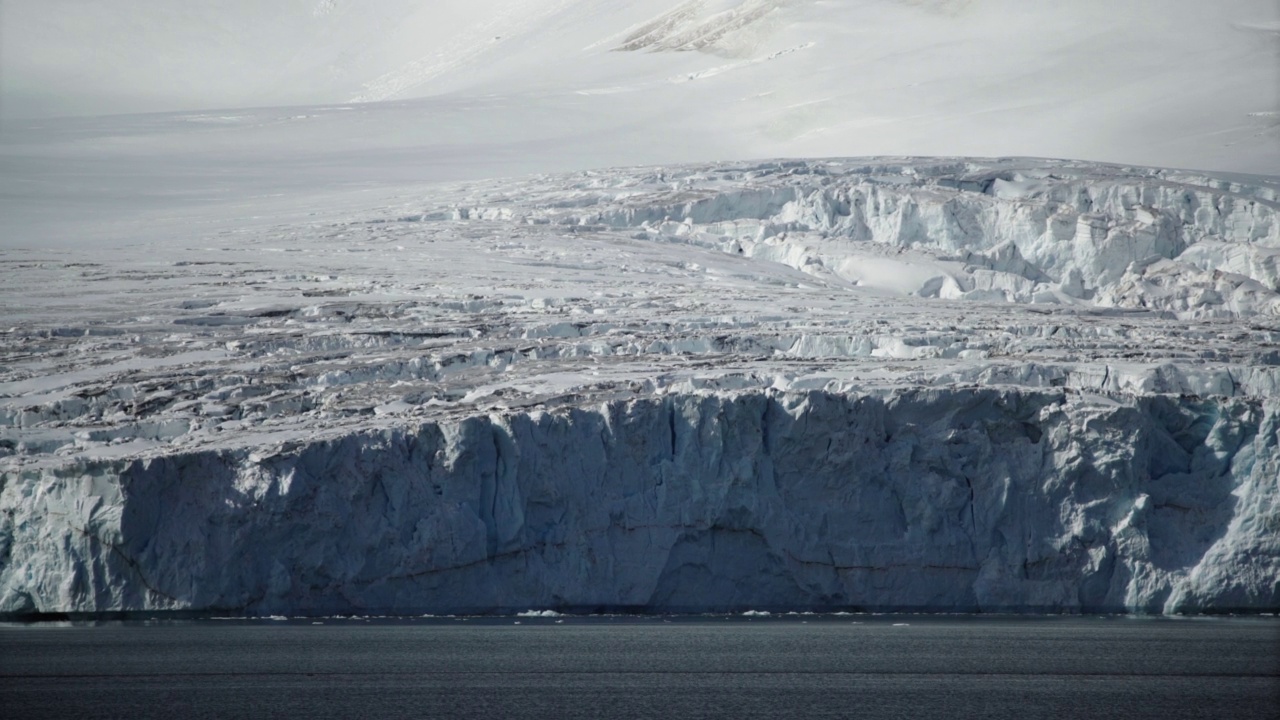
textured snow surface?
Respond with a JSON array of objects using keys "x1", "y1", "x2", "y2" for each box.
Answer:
[{"x1": 3, "y1": 158, "x2": 1280, "y2": 615}]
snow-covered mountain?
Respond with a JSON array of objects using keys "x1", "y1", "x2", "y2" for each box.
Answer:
[{"x1": 3, "y1": 0, "x2": 1276, "y2": 173}]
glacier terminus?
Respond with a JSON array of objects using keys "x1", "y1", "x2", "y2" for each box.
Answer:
[{"x1": 2, "y1": 158, "x2": 1279, "y2": 617}]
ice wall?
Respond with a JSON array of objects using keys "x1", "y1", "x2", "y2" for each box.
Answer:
[
  {"x1": 3, "y1": 159, "x2": 1278, "y2": 618},
  {"x1": 4, "y1": 388, "x2": 1276, "y2": 616}
]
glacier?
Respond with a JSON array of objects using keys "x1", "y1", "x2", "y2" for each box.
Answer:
[
  {"x1": 6, "y1": 389, "x2": 1278, "y2": 616},
  {"x1": 2, "y1": 158, "x2": 1280, "y2": 616}
]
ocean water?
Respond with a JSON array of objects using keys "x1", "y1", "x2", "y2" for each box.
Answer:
[{"x1": 2, "y1": 615, "x2": 1276, "y2": 719}]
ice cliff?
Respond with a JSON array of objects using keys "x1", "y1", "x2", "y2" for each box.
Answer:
[
  {"x1": 4, "y1": 388, "x2": 1278, "y2": 615},
  {"x1": 2, "y1": 158, "x2": 1279, "y2": 616}
]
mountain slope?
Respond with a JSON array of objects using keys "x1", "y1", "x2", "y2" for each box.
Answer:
[{"x1": 2, "y1": 0, "x2": 1276, "y2": 174}]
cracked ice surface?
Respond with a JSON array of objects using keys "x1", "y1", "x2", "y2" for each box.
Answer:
[{"x1": 2, "y1": 158, "x2": 1279, "y2": 615}]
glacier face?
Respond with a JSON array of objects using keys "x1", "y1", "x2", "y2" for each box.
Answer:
[
  {"x1": 2, "y1": 158, "x2": 1280, "y2": 616},
  {"x1": 4, "y1": 389, "x2": 1277, "y2": 615}
]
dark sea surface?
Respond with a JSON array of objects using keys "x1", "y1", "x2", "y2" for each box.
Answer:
[{"x1": 2, "y1": 615, "x2": 1277, "y2": 719}]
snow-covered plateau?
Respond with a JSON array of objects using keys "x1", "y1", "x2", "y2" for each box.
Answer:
[{"x1": 2, "y1": 158, "x2": 1279, "y2": 616}]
